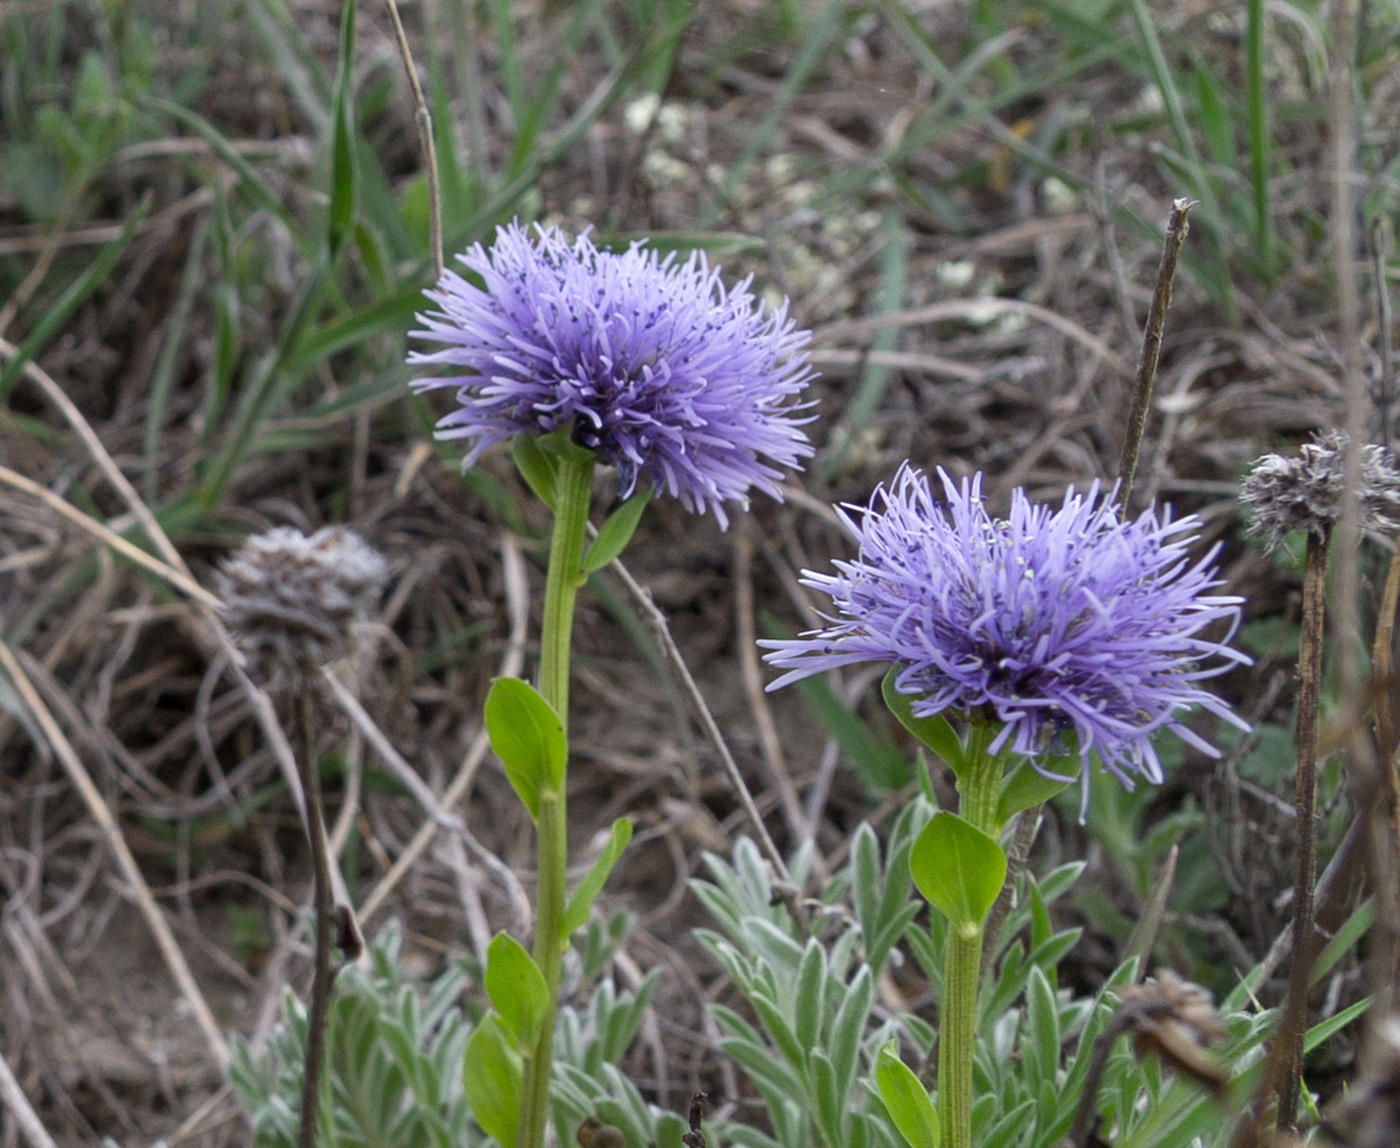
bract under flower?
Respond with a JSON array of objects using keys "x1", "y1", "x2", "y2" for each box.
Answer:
[
  {"x1": 762, "y1": 464, "x2": 1249, "y2": 792},
  {"x1": 409, "y1": 223, "x2": 815, "y2": 527}
]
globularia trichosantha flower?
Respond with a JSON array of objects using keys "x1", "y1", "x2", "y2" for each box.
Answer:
[
  {"x1": 217, "y1": 526, "x2": 387, "y2": 688},
  {"x1": 1241, "y1": 430, "x2": 1400, "y2": 549},
  {"x1": 409, "y1": 223, "x2": 817, "y2": 1148},
  {"x1": 762, "y1": 463, "x2": 1250, "y2": 792},
  {"x1": 408, "y1": 222, "x2": 815, "y2": 525}
]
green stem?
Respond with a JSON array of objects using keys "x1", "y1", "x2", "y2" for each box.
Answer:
[
  {"x1": 939, "y1": 725, "x2": 1004, "y2": 1148},
  {"x1": 518, "y1": 445, "x2": 595, "y2": 1148}
]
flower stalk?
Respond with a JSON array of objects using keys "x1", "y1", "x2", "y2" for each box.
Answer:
[
  {"x1": 295, "y1": 691, "x2": 337, "y2": 1148},
  {"x1": 939, "y1": 727, "x2": 1005, "y2": 1148},
  {"x1": 1275, "y1": 526, "x2": 1329, "y2": 1131},
  {"x1": 519, "y1": 446, "x2": 596, "y2": 1148}
]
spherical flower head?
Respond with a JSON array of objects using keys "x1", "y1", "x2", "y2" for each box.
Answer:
[
  {"x1": 408, "y1": 222, "x2": 815, "y2": 527},
  {"x1": 1241, "y1": 431, "x2": 1400, "y2": 550},
  {"x1": 762, "y1": 464, "x2": 1250, "y2": 792},
  {"x1": 217, "y1": 527, "x2": 387, "y2": 688}
]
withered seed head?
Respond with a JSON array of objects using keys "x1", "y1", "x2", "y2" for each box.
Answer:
[
  {"x1": 217, "y1": 526, "x2": 387, "y2": 688},
  {"x1": 1241, "y1": 431, "x2": 1400, "y2": 550},
  {"x1": 1118, "y1": 968, "x2": 1229, "y2": 1095}
]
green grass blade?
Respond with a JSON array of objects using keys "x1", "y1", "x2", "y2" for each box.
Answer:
[
  {"x1": 1246, "y1": 0, "x2": 1274, "y2": 272},
  {"x1": 144, "y1": 213, "x2": 210, "y2": 501},
  {"x1": 139, "y1": 94, "x2": 300, "y2": 240},
  {"x1": 0, "y1": 191, "x2": 152, "y2": 401},
  {"x1": 327, "y1": 0, "x2": 360, "y2": 259},
  {"x1": 700, "y1": 0, "x2": 850, "y2": 227}
]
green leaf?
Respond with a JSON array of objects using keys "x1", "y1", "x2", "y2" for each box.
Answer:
[
  {"x1": 484, "y1": 677, "x2": 567, "y2": 818},
  {"x1": 997, "y1": 756, "x2": 1078, "y2": 823},
  {"x1": 512, "y1": 433, "x2": 557, "y2": 510},
  {"x1": 561, "y1": 817, "x2": 633, "y2": 938},
  {"x1": 326, "y1": 0, "x2": 360, "y2": 258},
  {"x1": 875, "y1": 1042, "x2": 940, "y2": 1148},
  {"x1": 910, "y1": 812, "x2": 1006, "y2": 932},
  {"x1": 582, "y1": 491, "x2": 651, "y2": 575},
  {"x1": 882, "y1": 669, "x2": 966, "y2": 776},
  {"x1": 793, "y1": 940, "x2": 827, "y2": 1051},
  {"x1": 484, "y1": 933, "x2": 549, "y2": 1047},
  {"x1": 462, "y1": 1013, "x2": 522, "y2": 1148}
]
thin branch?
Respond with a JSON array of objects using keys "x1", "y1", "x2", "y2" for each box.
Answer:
[
  {"x1": 606, "y1": 549, "x2": 794, "y2": 888},
  {"x1": 1117, "y1": 198, "x2": 1192, "y2": 508},
  {"x1": 734, "y1": 521, "x2": 809, "y2": 845},
  {"x1": 1273, "y1": 529, "x2": 1330, "y2": 1131},
  {"x1": 294, "y1": 692, "x2": 339, "y2": 1148},
  {"x1": 384, "y1": 0, "x2": 443, "y2": 279}
]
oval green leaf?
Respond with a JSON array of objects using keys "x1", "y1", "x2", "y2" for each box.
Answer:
[
  {"x1": 910, "y1": 812, "x2": 1007, "y2": 931},
  {"x1": 512, "y1": 433, "x2": 558, "y2": 510},
  {"x1": 484, "y1": 677, "x2": 567, "y2": 819},
  {"x1": 875, "y1": 1042, "x2": 940, "y2": 1148},
  {"x1": 463, "y1": 1013, "x2": 522, "y2": 1148},
  {"x1": 882, "y1": 668, "x2": 966, "y2": 777},
  {"x1": 484, "y1": 932, "x2": 549, "y2": 1047}
]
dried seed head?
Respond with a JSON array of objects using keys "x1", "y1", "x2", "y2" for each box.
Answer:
[
  {"x1": 217, "y1": 526, "x2": 387, "y2": 688},
  {"x1": 1118, "y1": 969, "x2": 1229, "y2": 1095},
  {"x1": 1241, "y1": 431, "x2": 1400, "y2": 549}
]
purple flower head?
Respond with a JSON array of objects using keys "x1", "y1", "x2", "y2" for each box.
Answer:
[
  {"x1": 409, "y1": 223, "x2": 815, "y2": 527},
  {"x1": 762, "y1": 464, "x2": 1250, "y2": 793}
]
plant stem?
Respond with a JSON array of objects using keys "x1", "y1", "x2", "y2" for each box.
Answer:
[
  {"x1": 518, "y1": 446, "x2": 595, "y2": 1148},
  {"x1": 1275, "y1": 527, "x2": 1329, "y2": 1131},
  {"x1": 296, "y1": 690, "x2": 338, "y2": 1148},
  {"x1": 1117, "y1": 198, "x2": 1191, "y2": 511},
  {"x1": 939, "y1": 725, "x2": 1004, "y2": 1148}
]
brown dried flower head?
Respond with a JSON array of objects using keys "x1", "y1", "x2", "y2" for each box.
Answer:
[
  {"x1": 217, "y1": 526, "x2": 387, "y2": 688},
  {"x1": 1118, "y1": 968, "x2": 1229, "y2": 1095},
  {"x1": 1241, "y1": 431, "x2": 1400, "y2": 550}
]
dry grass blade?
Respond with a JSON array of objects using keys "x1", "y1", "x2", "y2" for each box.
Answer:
[
  {"x1": 607, "y1": 548, "x2": 794, "y2": 890},
  {"x1": 0, "y1": 466, "x2": 217, "y2": 607},
  {"x1": 0, "y1": 338, "x2": 190, "y2": 577},
  {"x1": 813, "y1": 299, "x2": 1131, "y2": 380},
  {"x1": 733, "y1": 522, "x2": 808, "y2": 846},
  {"x1": 0, "y1": 1045, "x2": 59, "y2": 1148},
  {"x1": 0, "y1": 641, "x2": 229, "y2": 1067}
]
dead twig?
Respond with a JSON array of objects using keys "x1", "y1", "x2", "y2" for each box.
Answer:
[{"x1": 1117, "y1": 197, "x2": 1191, "y2": 508}]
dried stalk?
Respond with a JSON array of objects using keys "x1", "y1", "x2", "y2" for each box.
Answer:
[{"x1": 1117, "y1": 198, "x2": 1192, "y2": 508}]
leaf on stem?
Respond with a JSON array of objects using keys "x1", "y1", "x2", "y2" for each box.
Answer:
[
  {"x1": 582, "y1": 492, "x2": 651, "y2": 575},
  {"x1": 997, "y1": 755, "x2": 1078, "y2": 823},
  {"x1": 882, "y1": 668, "x2": 966, "y2": 777},
  {"x1": 874, "y1": 1042, "x2": 940, "y2": 1148},
  {"x1": 484, "y1": 677, "x2": 567, "y2": 818},
  {"x1": 463, "y1": 1013, "x2": 523, "y2": 1148},
  {"x1": 562, "y1": 817, "x2": 633, "y2": 938},
  {"x1": 484, "y1": 932, "x2": 549, "y2": 1047},
  {"x1": 910, "y1": 812, "x2": 1006, "y2": 933}
]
